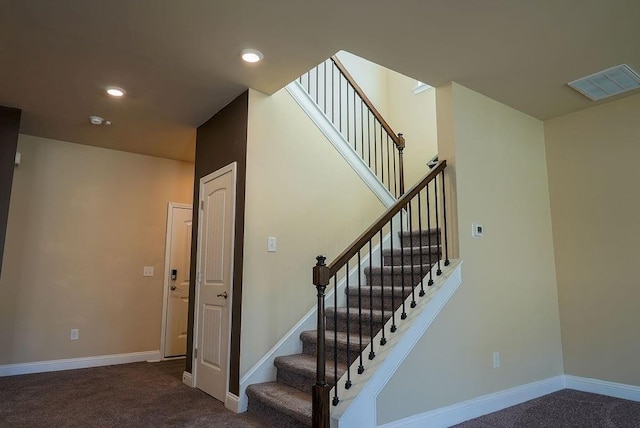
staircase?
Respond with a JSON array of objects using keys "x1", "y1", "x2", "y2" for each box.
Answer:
[
  {"x1": 246, "y1": 229, "x2": 443, "y2": 426},
  {"x1": 241, "y1": 55, "x2": 451, "y2": 427}
]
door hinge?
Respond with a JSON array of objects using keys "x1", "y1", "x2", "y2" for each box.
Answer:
[
  {"x1": 194, "y1": 348, "x2": 198, "y2": 359},
  {"x1": 199, "y1": 200, "x2": 204, "y2": 210}
]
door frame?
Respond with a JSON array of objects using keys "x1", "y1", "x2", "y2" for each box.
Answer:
[
  {"x1": 160, "y1": 202, "x2": 193, "y2": 360},
  {"x1": 192, "y1": 162, "x2": 237, "y2": 407}
]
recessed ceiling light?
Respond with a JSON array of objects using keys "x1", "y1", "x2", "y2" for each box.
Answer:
[
  {"x1": 105, "y1": 86, "x2": 126, "y2": 97},
  {"x1": 241, "y1": 49, "x2": 263, "y2": 63}
]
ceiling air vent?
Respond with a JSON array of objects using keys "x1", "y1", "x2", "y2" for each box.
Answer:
[{"x1": 568, "y1": 64, "x2": 640, "y2": 101}]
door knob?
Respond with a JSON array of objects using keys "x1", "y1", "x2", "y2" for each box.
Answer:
[
  {"x1": 217, "y1": 291, "x2": 228, "y2": 299},
  {"x1": 170, "y1": 285, "x2": 182, "y2": 291}
]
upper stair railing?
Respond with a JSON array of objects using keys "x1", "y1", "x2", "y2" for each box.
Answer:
[
  {"x1": 297, "y1": 56, "x2": 406, "y2": 198},
  {"x1": 311, "y1": 161, "x2": 450, "y2": 427}
]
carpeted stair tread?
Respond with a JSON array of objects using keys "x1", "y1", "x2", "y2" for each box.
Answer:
[
  {"x1": 365, "y1": 264, "x2": 433, "y2": 275},
  {"x1": 246, "y1": 382, "x2": 311, "y2": 426},
  {"x1": 300, "y1": 329, "x2": 370, "y2": 364},
  {"x1": 382, "y1": 245, "x2": 441, "y2": 256},
  {"x1": 348, "y1": 282, "x2": 433, "y2": 312},
  {"x1": 347, "y1": 285, "x2": 411, "y2": 297},
  {"x1": 326, "y1": 306, "x2": 387, "y2": 323},
  {"x1": 398, "y1": 228, "x2": 440, "y2": 239},
  {"x1": 300, "y1": 329, "x2": 370, "y2": 349},
  {"x1": 364, "y1": 265, "x2": 431, "y2": 288},
  {"x1": 382, "y1": 245, "x2": 441, "y2": 266},
  {"x1": 399, "y1": 228, "x2": 441, "y2": 248},
  {"x1": 326, "y1": 306, "x2": 389, "y2": 336},
  {"x1": 275, "y1": 354, "x2": 347, "y2": 392}
]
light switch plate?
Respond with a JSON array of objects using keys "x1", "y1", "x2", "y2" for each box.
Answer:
[
  {"x1": 472, "y1": 223, "x2": 484, "y2": 238},
  {"x1": 267, "y1": 237, "x2": 277, "y2": 252},
  {"x1": 143, "y1": 266, "x2": 154, "y2": 277}
]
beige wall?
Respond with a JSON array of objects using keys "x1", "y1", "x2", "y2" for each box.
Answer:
[
  {"x1": 241, "y1": 88, "x2": 386, "y2": 376},
  {"x1": 385, "y1": 69, "x2": 439, "y2": 188},
  {"x1": 545, "y1": 93, "x2": 640, "y2": 386},
  {"x1": 335, "y1": 51, "x2": 389, "y2": 118},
  {"x1": 377, "y1": 83, "x2": 564, "y2": 424},
  {"x1": 336, "y1": 51, "x2": 439, "y2": 188},
  {"x1": 0, "y1": 135, "x2": 193, "y2": 364}
]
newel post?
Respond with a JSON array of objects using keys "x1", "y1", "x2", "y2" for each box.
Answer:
[
  {"x1": 397, "y1": 133, "x2": 406, "y2": 196},
  {"x1": 312, "y1": 256, "x2": 331, "y2": 428}
]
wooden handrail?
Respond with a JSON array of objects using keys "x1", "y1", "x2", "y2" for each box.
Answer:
[
  {"x1": 330, "y1": 56, "x2": 402, "y2": 148},
  {"x1": 325, "y1": 161, "x2": 446, "y2": 277}
]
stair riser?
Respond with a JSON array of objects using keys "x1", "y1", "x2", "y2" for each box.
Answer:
[
  {"x1": 401, "y1": 232, "x2": 440, "y2": 248},
  {"x1": 347, "y1": 286, "x2": 414, "y2": 311},
  {"x1": 383, "y1": 251, "x2": 441, "y2": 267},
  {"x1": 326, "y1": 312, "x2": 387, "y2": 337},
  {"x1": 247, "y1": 396, "x2": 309, "y2": 428},
  {"x1": 366, "y1": 272, "x2": 428, "y2": 288},
  {"x1": 276, "y1": 367, "x2": 342, "y2": 394},
  {"x1": 302, "y1": 340, "x2": 366, "y2": 366}
]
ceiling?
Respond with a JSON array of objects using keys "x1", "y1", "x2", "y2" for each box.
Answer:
[{"x1": 1, "y1": 1, "x2": 638, "y2": 163}]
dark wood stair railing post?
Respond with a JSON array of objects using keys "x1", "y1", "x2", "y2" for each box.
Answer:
[
  {"x1": 397, "y1": 133, "x2": 406, "y2": 196},
  {"x1": 312, "y1": 256, "x2": 331, "y2": 428}
]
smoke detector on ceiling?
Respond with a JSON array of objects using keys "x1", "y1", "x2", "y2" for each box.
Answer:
[
  {"x1": 568, "y1": 64, "x2": 640, "y2": 101},
  {"x1": 89, "y1": 116, "x2": 111, "y2": 126}
]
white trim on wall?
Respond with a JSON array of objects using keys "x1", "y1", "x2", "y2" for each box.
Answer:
[
  {"x1": 226, "y1": 392, "x2": 240, "y2": 413},
  {"x1": 378, "y1": 375, "x2": 565, "y2": 428},
  {"x1": 377, "y1": 374, "x2": 640, "y2": 427},
  {"x1": 565, "y1": 375, "x2": 640, "y2": 402},
  {"x1": 0, "y1": 350, "x2": 161, "y2": 377},
  {"x1": 182, "y1": 371, "x2": 193, "y2": 387},
  {"x1": 412, "y1": 81, "x2": 433, "y2": 95}
]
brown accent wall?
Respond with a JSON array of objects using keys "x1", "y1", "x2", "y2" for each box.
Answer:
[
  {"x1": 0, "y1": 106, "x2": 21, "y2": 276},
  {"x1": 186, "y1": 91, "x2": 248, "y2": 395}
]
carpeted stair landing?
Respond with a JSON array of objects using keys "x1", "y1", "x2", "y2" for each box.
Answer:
[{"x1": 246, "y1": 229, "x2": 442, "y2": 426}]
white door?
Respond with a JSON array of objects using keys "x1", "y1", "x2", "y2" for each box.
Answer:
[
  {"x1": 163, "y1": 204, "x2": 192, "y2": 358},
  {"x1": 194, "y1": 163, "x2": 236, "y2": 402}
]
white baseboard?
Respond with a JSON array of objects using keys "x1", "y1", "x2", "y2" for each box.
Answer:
[
  {"x1": 566, "y1": 375, "x2": 640, "y2": 402},
  {"x1": 379, "y1": 375, "x2": 565, "y2": 428},
  {"x1": 378, "y1": 374, "x2": 640, "y2": 427},
  {"x1": 182, "y1": 371, "x2": 193, "y2": 387},
  {"x1": 0, "y1": 350, "x2": 161, "y2": 377},
  {"x1": 226, "y1": 392, "x2": 240, "y2": 413}
]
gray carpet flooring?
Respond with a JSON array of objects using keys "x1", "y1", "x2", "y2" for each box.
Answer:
[
  {"x1": 0, "y1": 359, "x2": 267, "y2": 427},
  {"x1": 2, "y1": 361, "x2": 639, "y2": 427},
  {"x1": 453, "y1": 389, "x2": 640, "y2": 428}
]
